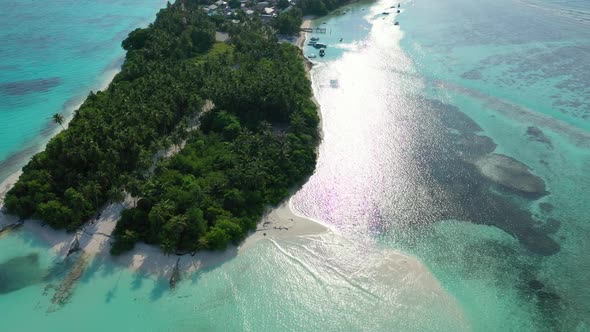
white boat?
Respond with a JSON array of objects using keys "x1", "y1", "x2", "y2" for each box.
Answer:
[{"x1": 308, "y1": 54, "x2": 317, "y2": 58}]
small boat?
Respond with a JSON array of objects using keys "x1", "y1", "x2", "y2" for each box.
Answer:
[
  {"x1": 382, "y1": 12, "x2": 390, "y2": 15},
  {"x1": 319, "y1": 48, "x2": 325, "y2": 57},
  {"x1": 313, "y1": 43, "x2": 327, "y2": 49},
  {"x1": 339, "y1": 38, "x2": 343, "y2": 42},
  {"x1": 310, "y1": 37, "x2": 320, "y2": 41},
  {"x1": 308, "y1": 54, "x2": 317, "y2": 58},
  {"x1": 397, "y1": 9, "x2": 400, "y2": 13},
  {"x1": 308, "y1": 41, "x2": 317, "y2": 46},
  {"x1": 394, "y1": 21, "x2": 399, "y2": 26}
]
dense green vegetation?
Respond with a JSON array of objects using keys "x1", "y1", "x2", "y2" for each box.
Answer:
[
  {"x1": 112, "y1": 23, "x2": 319, "y2": 254},
  {"x1": 4, "y1": 2, "x2": 215, "y2": 231},
  {"x1": 4, "y1": 1, "x2": 319, "y2": 254},
  {"x1": 273, "y1": 8, "x2": 303, "y2": 35}
]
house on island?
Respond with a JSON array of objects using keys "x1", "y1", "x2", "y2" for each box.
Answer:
[
  {"x1": 214, "y1": 0, "x2": 228, "y2": 8},
  {"x1": 263, "y1": 7, "x2": 275, "y2": 15},
  {"x1": 207, "y1": 4, "x2": 218, "y2": 13}
]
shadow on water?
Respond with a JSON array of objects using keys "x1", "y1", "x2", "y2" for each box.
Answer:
[
  {"x1": 0, "y1": 205, "x2": 239, "y2": 311},
  {"x1": 0, "y1": 253, "x2": 44, "y2": 294},
  {"x1": 0, "y1": 222, "x2": 73, "y2": 296}
]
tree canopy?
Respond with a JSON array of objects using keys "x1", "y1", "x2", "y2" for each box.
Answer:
[
  {"x1": 5, "y1": 2, "x2": 319, "y2": 255},
  {"x1": 112, "y1": 23, "x2": 319, "y2": 254},
  {"x1": 4, "y1": 2, "x2": 215, "y2": 230},
  {"x1": 273, "y1": 8, "x2": 303, "y2": 35}
]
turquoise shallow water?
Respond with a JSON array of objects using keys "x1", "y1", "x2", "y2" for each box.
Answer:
[
  {"x1": 0, "y1": 0, "x2": 166, "y2": 182},
  {"x1": 0, "y1": 223, "x2": 467, "y2": 331},
  {"x1": 397, "y1": 1, "x2": 590, "y2": 329},
  {"x1": 295, "y1": 0, "x2": 590, "y2": 330},
  {"x1": 1, "y1": 0, "x2": 590, "y2": 330}
]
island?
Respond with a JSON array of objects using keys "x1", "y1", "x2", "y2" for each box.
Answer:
[{"x1": 3, "y1": 0, "x2": 327, "y2": 255}]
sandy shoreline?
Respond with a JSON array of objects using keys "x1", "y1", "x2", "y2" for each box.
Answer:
[
  {"x1": 295, "y1": 16, "x2": 315, "y2": 50},
  {"x1": 0, "y1": 194, "x2": 329, "y2": 279}
]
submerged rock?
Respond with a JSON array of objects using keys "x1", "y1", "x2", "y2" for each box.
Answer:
[
  {"x1": 49, "y1": 253, "x2": 89, "y2": 310},
  {"x1": 538, "y1": 218, "x2": 561, "y2": 234},
  {"x1": 475, "y1": 153, "x2": 547, "y2": 197},
  {"x1": 528, "y1": 279, "x2": 545, "y2": 291},
  {"x1": 539, "y1": 202, "x2": 554, "y2": 214},
  {"x1": 516, "y1": 231, "x2": 560, "y2": 256},
  {"x1": 526, "y1": 126, "x2": 553, "y2": 148},
  {"x1": 455, "y1": 133, "x2": 497, "y2": 157}
]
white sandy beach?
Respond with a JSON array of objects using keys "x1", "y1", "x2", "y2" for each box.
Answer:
[
  {"x1": 0, "y1": 145, "x2": 328, "y2": 275},
  {"x1": 296, "y1": 16, "x2": 315, "y2": 50},
  {"x1": 0, "y1": 188, "x2": 328, "y2": 278}
]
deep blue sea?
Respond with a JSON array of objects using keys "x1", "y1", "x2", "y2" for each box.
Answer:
[{"x1": 1, "y1": 0, "x2": 589, "y2": 330}]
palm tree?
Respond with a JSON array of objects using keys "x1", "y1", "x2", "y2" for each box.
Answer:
[
  {"x1": 107, "y1": 186, "x2": 125, "y2": 206},
  {"x1": 52, "y1": 113, "x2": 65, "y2": 130},
  {"x1": 82, "y1": 181, "x2": 102, "y2": 211},
  {"x1": 160, "y1": 238, "x2": 176, "y2": 256}
]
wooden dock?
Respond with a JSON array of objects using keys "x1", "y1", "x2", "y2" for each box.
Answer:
[{"x1": 301, "y1": 27, "x2": 327, "y2": 34}]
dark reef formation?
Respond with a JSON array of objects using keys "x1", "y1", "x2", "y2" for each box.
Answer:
[
  {"x1": 377, "y1": 98, "x2": 559, "y2": 255},
  {"x1": 526, "y1": 126, "x2": 553, "y2": 148},
  {"x1": 0, "y1": 77, "x2": 61, "y2": 96},
  {"x1": 475, "y1": 153, "x2": 547, "y2": 197}
]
